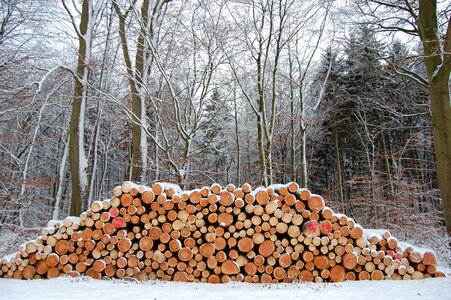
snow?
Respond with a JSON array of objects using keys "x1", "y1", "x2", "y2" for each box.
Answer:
[
  {"x1": 364, "y1": 229, "x2": 387, "y2": 239},
  {"x1": 397, "y1": 241, "x2": 435, "y2": 256},
  {"x1": 0, "y1": 276, "x2": 450, "y2": 300},
  {"x1": 0, "y1": 253, "x2": 16, "y2": 263},
  {"x1": 63, "y1": 216, "x2": 81, "y2": 225},
  {"x1": 268, "y1": 184, "x2": 285, "y2": 191}
]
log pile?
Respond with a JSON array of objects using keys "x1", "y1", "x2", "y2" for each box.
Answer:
[{"x1": 0, "y1": 181, "x2": 446, "y2": 283}]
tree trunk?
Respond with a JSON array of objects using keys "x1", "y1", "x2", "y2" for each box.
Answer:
[
  {"x1": 69, "y1": 0, "x2": 90, "y2": 217},
  {"x1": 289, "y1": 81, "x2": 296, "y2": 183},
  {"x1": 130, "y1": 0, "x2": 149, "y2": 182},
  {"x1": 430, "y1": 88, "x2": 451, "y2": 233},
  {"x1": 53, "y1": 133, "x2": 70, "y2": 220},
  {"x1": 381, "y1": 134, "x2": 395, "y2": 201},
  {"x1": 257, "y1": 47, "x2": 268, "y2": 186},
  {"x1": 333, "y1": 124, "x2": 345, "y2": 211},
  {"x1": 299, "y1": 90, "x2": 307, "y2": 188},
  {"x1": 417, "y1": 0, "x2": 451, "y2": 233},
  {"x1": 113, "y1": 0, "x2": 152, "y2": 184},
  {"x1": 86, "y1": 111, "x2": 100, "y2": 210},
  {"x1": 257, "y1": 113, "x2": 268, "y2": 186},
  {"x1": 233, "y1": 89, "x2": 241, "y2": 185}
]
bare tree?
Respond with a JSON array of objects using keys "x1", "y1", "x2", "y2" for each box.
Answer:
[
  {"x1": 112, "y1": 0, "x2": 171, "y2": 183},
  {"x1": 225, "y1": 0, "x2": 331, "y2": 186}
]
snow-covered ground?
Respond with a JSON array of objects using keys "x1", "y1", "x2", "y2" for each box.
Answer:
[{"x1": 0, "y1": 276, "x2": 450, "y2": 300}]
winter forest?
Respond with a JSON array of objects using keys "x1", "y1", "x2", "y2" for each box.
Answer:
[{"x1": 0, "y1": 0, "x2": 450, "y2": 262}]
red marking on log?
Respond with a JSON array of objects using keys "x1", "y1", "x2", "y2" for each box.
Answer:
[
  {"x1": 112, "y1": 217, "x2": 126, "y2": 228},
  {"x1": 309, "y1": 222, "x2": 317, "y2": 232}
]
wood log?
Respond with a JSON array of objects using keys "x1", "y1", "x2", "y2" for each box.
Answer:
[
  {"x1": 243, "y1": 262, "x2": 257, "y2": 276},
  {"x1": 221, "y1": 260, "x2": 240, "y2": 275},
  {"x1": 120, "y1": 194, "x2": 133, "y2": 207},
  {"x1": 210, "y1": 184, "x2": 222, "y2": 195},
  {"x1": 343, "y1": 252, "x2": 358, "y2": 270},
  {"x1": 286, "y1": 182, "x2": 299, "y2": 193},
  {"x1": 47, "y1": 267, "x2": 60, "y2": 279},
  {"x1": 85, "y1": 268, "x2": 101, "y2": 280},
  {"x1": 275, "y1": 223, "x2": 288, "y2": 234},
  {"x1": 287, "y1": 225, "x2": 301, "y2": 238},
  {"x1": 434, "y1": 271, "x2": 446, "y2": 278},
  {"x1": 313, "y1": 256, "x2": 330, "y2": 270},
  {"x1": 141, "y1": 190, "x2": 155, "y2": 204},
  {"x1": 35, "y1": 260, "x2": 49, "y2": 275},
  {"x1": 218, "y1": 213, "x2": 233, "y2": 227},
  {"x1": 320, "y1": 220, "x2": 332, "y2": 235},
  {"x1": 113, "y1": 186, "x2": 123, "y2": 197},
  {"x1": 258, "y1": 240, "x2": 275, "y2": 257},
  {"x1": 0, "y1": 181, "x2": 444, "y2": 283},
  {"x1": 298, "y1": 189, "x2": 311, "y2": 201},
  {"x1": 172, "y1": 271, "x2": 188, "y2": 282},
  {"x1": 112, "y1": 217, "x2": 126, "y2": 228},
  {"x1": 278, "y1": 253, "x2": 292, "y2": 268},
  {"x1": 25, "y1": 242, "x2": 38, "y2": 255},
  {"x1": 219, "y1": 191, "x2": 235, "y2": 207},
  {"x1": 46, "y1": 253, "x2": 59, "y2": 267},
  {"x1": 330, "y1": 265, "x2": 346, "y2": 282},
  {"x1": 117, "y1": 238, "x2": 132, "y2": 252},
  {"x1": 421, "y1": 251, "x2": 437, "y2": 266},
  {"x1": 273, "y1": 267, "x2": 287, "y2": 280},
  {"x1": 386, "y1": 237, "x2": 398, "y2": 250},
  {"x1": 187, "y1": 190, "x2": 201, "y2": 205},
  {"x1": 178, "y1": 248, "x2": 193, "y2": 262},
  {"x1": 139, "y1": 236, "x2": 154, "y2": 252},
  {"x1": 307, "y1": 195, "x2": 325, "y2": 212},
  {"x1": 237, "y1": 237, "x2": 254, "y2": 253},
  {"x1": 92, "y1": 260, "x2": 106, "y2": 273},
  {"x1": 239, "y1": 183, "x2": 251, "y2": 194},
  {"x1": 255, "y1": 189, "x2": 270, "y2": 206},
  {"x1": 303, "y1": 221, "x2": 320, "y2": 237},
  {"x1": 284, "y1": 194, "x2": 296, "y2": 206},
  {"x1": 199, "y1": 243, "x2": 215, "y2": 258},
  {"x1": 350, "y1": 225, "x2": 364, "y2": 239},
  {"x1": 23, "y1": 265, "x2": 36, "y2": 279},
  {"x1": 371, "y1": 270, "x2": 384, "y2": 280},
  {"x1": 301, "y1": 251, "x2": 313, "y2": 264},
  {"x1": 299, "y1": 270, "x2": 314, "y2": 282}
]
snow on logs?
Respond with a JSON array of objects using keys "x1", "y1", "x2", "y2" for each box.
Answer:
[{"x1": 0, "y1": 181, "x2": 445, "y2": 283}]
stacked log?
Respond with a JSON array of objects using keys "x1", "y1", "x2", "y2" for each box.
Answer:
[{"x1": 0, "y1": 181, "x2": 445, "y2": 283}]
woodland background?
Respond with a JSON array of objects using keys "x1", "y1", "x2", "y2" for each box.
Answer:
[{"x1": 0, "y1": 0, "x2": 449, "y2": 262}]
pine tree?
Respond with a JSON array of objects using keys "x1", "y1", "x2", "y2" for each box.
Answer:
[{"x1": 196, "y1": 89, "x2": 235, "y2": 184}]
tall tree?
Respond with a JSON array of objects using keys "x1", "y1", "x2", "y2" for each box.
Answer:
[
  {"x1": 62, "y1": 0, "x2": 104, "y2": 216},
  {"x1": 226, "y1": 0, "x2": 324, "y2": 185},
  {"x1": 198, "y1": 89, "x2": 234, "y2": 184},
  {"x1": 417, "y1": 0, "x2": 451, "y2": 234},
  {"x1": 113, "y1": 0, "x2": 171, "y2": 183}
]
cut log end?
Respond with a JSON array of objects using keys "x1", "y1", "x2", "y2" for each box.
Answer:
[
  {"x1": 221, "y1": 260, "x2": 240, "y2": 275},
  {"x1": 330, "y1": 265, "x2": 346, "y2": 282}
]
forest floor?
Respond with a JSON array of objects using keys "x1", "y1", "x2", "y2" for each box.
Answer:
[{"x1": 0, "y1": 275, "x2": 450, "y2": 300}]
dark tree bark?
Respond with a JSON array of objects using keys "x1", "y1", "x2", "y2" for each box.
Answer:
[
  {"x1": 67, "y1": 0, "x2": 90, "y2": 216},
  {"x1": 417, "y1": 0, "x2": 451, "y2": 233}
]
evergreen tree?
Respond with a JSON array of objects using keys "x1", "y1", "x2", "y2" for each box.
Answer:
[{"x1": 196, "y1": 89, "x2": 235, "y2": 184}]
